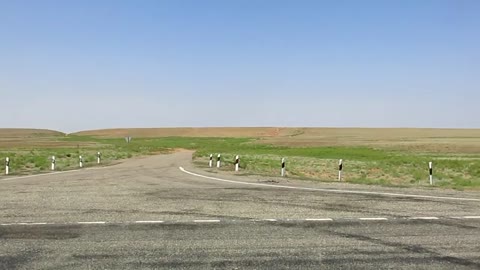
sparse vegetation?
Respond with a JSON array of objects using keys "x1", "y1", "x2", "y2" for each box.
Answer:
[{"x1": 1, "y1": 128, "x2": 479, "y2": 189}]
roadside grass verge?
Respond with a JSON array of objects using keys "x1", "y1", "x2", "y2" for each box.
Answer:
[{"x1": 1, "y1": 135, "x2": 479, "y2": 189}]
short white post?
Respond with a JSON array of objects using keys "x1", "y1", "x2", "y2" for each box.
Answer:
[
  {"x1": 217, "y1": 154, "x2": 221, "y2": 168},
  {"x1": 209, "y1": 154, "x2": 213, "y2": 168},
  {"x1": 338, "y1": 159, "x2": 343, "y2": 181},
  {"x1": 97, "y1": 152, "x2": 101, "y2": 164},
  {"x1": 429, "y1": 161, "x2": 433, "y2": 185},
  {"x1": 79, "y1": 156, "x2": 83, "y2": 168},
  {"x1": 281, "y1": 158, "x2": 286, "y2": 177},
  {"x1": 235, "y1": 155, "x2": 239, "y2": 172},
  {"x1": 5, "y1": 157, "x2": 10, "y2": 175},
  {"x1": 51, "y1": 156, "x2": 56, "y2": 171}
]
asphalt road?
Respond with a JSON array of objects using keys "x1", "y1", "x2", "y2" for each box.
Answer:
[{"x1": 0, "y1": 151, "x2": 479, "y2": 269}]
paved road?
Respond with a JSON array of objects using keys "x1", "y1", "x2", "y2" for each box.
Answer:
[{"x1": 0, "y1": 151, "x2": 479, "y2": 269}]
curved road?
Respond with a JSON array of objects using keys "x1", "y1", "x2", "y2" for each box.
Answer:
[{"x1": 0, "y1": 151, "x2": 479, "y2": 269}]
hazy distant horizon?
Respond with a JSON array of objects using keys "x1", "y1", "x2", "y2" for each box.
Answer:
[
  {"x1": 1, "y1": 1, "x2": 479, "y2": 132},
  {"x1": 3, "y1": 126, "x2": 480, "y2": 135}
]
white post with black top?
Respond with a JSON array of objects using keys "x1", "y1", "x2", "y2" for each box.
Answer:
[
  {"x1": 5, "y1": 157, "x2": 10, "y2": 175},
  {"x1": 281, "y1": 158, "x2": 286, "y2": 177},
  {"x1": 338, "y1": 159, "x2": 343, "y2": 181},
  {"x1": 429, "y1": 161, "x2": 433, "y2": 185},
  {"x1": 51, "y1": 156, "x2": 56, "y2": 171},
  {"x1": 235, "y1": 155, "x2": 239, "y2": 172},
  {"x1": 209, "y1": 154, "x2": 213, "y2": 168},
  {"x1": 97, "y1": 152, "x2": 101, "y2": 164},
  {"x1": 79, "y1": 156, "x2": 84, "y2": 168},
  {"x1": 216, "y1": 154, "x2": 221, "y2": 168}
]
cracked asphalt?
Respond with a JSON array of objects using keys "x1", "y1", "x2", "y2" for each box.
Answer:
[{"x1": 0, "y1": 151, "x2": 479, "y2": 269}]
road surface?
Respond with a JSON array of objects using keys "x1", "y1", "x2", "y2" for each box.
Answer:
[{"x1": 0, "y1": 151, "x2": 479, "y2": 269}]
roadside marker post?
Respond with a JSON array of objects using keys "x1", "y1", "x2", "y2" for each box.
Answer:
[
  {"x1": 235, "y1": 155, "x2": 239, "y2": 172},
  {"x1": 281, "y1": 158, "x2": 286, "y2": 177},
  {"x1": 5, "y1": 157, "x2": 10, "y2": 175},
  {"x1": 79, "y1": 156, "x2": 84, "y2": 168},
  {"x1": 429, "y1": 162, "x2": 433, "y2": 185},
  {"x1": 97, "y1": 152, "x2": 101, "y2": 164},
  {"x1": 209, "y1": 154, "x2": 213, "y2": 168},
  {"x1": 51, "y1": 156, "x2": 56, "y2": 171},
  {"x1": 217, "y1": 154, "x2": 221, "y2": 168},
  {"x1": 338, "y1": 159, "x2": 343, "y2": 181}
]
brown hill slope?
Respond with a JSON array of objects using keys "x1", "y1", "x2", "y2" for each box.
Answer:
[
  {"x1": 72, "y1": 127, "x2": 293, "y2": 138},
  {"x1": 0, "y1": 128, "x2": 64, "y2": 138}
]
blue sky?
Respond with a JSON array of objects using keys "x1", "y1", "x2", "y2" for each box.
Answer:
[{"x1": 0, "y1": 0, "x2": 479, "y2": 132}]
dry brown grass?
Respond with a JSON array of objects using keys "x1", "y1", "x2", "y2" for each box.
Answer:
[
  {"x1": 0, "y1": 128, "x2": 95, "y2": 148},
  {"x1": 73, "y1": 127, "x2": 480, "y2": 153},
  {"x1": 260, "y1": 128, "x2": 480, "y2": 153},
  {"x1": 72, "y1": 127, "x2": 296, "y2": 138},
  {"x1": 4, "y1": 127, "x2": 480, "y2": 154},
  {"x1": 0, "y1": 128, "x2": 64, "y2": 137}
]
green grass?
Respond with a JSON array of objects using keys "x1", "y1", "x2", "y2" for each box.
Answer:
[{"x1": 1, "y1": 135, "x2": 479, "y2": 189}]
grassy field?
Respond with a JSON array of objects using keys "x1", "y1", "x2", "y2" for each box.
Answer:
[{"x1": 1, "y1": 128, "x2": 480, "y2": 190}]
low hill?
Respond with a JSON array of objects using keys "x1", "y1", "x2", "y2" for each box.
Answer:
[
  {"x1": 71, "y1": 127, "x2": 294, "y2": 138},
  {"x1": 72, "y1": 127, "x2": 480, "y2": 140},
  {"x1": 0, "y1": 128, "x2": 65, "y2": 138}
]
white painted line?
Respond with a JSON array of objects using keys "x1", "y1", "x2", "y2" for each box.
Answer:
[
  {"x1": 264, "y1": 219, "x2": 277, "y2": 222},
  {"x1": 359, "y1": 217, "x2": 388, "y2": 221},
  {"x1": 462, "y1": 216, "x2": 480, "y2": 219},
  {"x1": 1, "y1": 170, "x2": 81, "y2": 181},
  {"x1": 77, "y1": 221, "x2": 106, "y2": 224},
  {"x1": 193, "y1": 220, "x2": 221, "y2": 223},
  {"x1": 305, "y1": 218, "x2": 333, "y2": 221},
  {"x1": 135, "y1": 221, "x2": 164, "y2": 224},
  {"x1": 408, "y1": 217, "x2": 439, "y2": 220},
  {"x1": 0, "y1": 167, "x2": 106, "y2": 182},
  {"x1": 179, "y1": 167, "x2": 480, "y2": 202}
]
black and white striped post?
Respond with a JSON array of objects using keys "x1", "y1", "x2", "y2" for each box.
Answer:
[
  {"x1": 281, "y1": 158, "x2": 286, "y2": 177},
  {"x1": 209, "y1": 154, "x2": 213, "y2": 168},
  {"x1": 235, "y1": 155, "x2": 240, "y2": 172},
  {"x1": 429, "y1": 161, "x2": 433, "y2": 185},
  {"x1": 216, "y1": 154, "x2": 221, "y2": 168},
  {"x1": 5, "y1": 157, "x2": 10, "y2": 175},
  {"x1": 79, "y1": 156, "x2": 84, "y2": 168},
  {"x1": 51, "y1": 156, "x2": 56, "y2": 171},
  {"x1": 338, "y1": 159, "x2": 343, "y2": 181},
  {"x1": 97, "y1": 152, "x2": 101, "y2": 164}
]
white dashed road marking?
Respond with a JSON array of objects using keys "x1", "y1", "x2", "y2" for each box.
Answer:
[
  {"x1": 135, "y1": 221, "x2": 164, "y2": 224},
  {"x1": 408, "y1": 217, "x2": 439, "y2": 220},
  {"x1": 77, "y1": 221, "x2": 106, "y2": 224},
  {"x1": 193, "y1": 220, "x2": 221, "y2": 223},
  {"x1": 305, "y1": 218, "x2": 333, "y2": 221},
  {"x1": 1, "y1": 216, "x2": 479, "y2": 227}
]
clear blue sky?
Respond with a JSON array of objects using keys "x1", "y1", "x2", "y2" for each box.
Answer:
[{"x1": 1, "y1": 0, "x2": 479, "y2": 132}]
